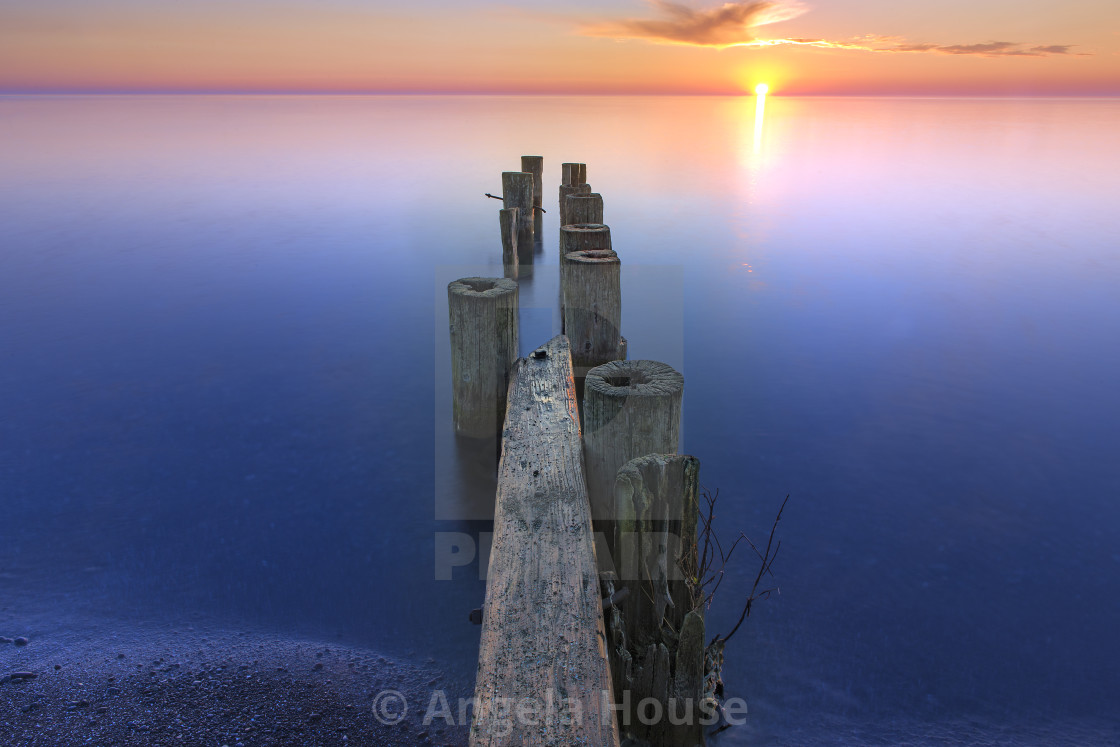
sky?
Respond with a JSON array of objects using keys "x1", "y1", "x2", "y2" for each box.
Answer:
[{"x1": 1, "y1": 0, "x2": 1118, "y2": 95}]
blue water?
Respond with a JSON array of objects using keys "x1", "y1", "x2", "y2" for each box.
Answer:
[{"x1": 1, "y1": 94, "x2": 1118, "y2": 743}]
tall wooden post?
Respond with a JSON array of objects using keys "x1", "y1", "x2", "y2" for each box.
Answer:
[
  {"x1": 447, "y1": 277, "x2": 519, "y2": 439},
  {"x1": 567, "y1": 192, "x2": 604, "y2": 226},
  {"x1": 582, "y1": 360, "x2": 684, "y2": 522},
  {"x1": 521, "y1": 156, "x2": 544, "y2": 241},
  {"x1": 502, "y1": 171, "x2": 534, "y2": 248},
  {"x1": 520, "y1": 155, "x2": 543, "y2": 209},
  {"x1": 606, "y1": 453, "x2": 707, "y2": 747},
  {"x1": 562, "y1": 249, "x2": 626, "y2": 377}
]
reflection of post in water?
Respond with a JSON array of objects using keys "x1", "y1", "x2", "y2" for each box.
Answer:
[{"x1": 498, "y1": 207, "x2": 519, "y2": 280}]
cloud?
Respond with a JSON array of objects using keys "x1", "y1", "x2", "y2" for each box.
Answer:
[
  {"x1": 580, "y1": 0, "x2": 808, "y2": 48},
  {"x1": 577, "y1": 2, "x2": 1083, "y2": 57},
  {"x1": 893, "y1": 41, "x2": 1077, "y2": 57}
]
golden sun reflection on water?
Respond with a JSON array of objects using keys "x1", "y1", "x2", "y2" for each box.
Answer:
[{"x1": 754, "y1": 84, "x2": 768, "y2": 153}]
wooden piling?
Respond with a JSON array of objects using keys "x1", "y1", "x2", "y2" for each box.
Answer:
[
  {"x1": 559, "y1": 183, "x2": 592, "y2": 226},
  {"x1": 607, "y1": 453, "x2": 706, "y2": 747},
  {"x1": 501, "y1": 171, "x2": 534, "y2": 247},
  {"x1": 560, "y1": 244, "x2": 616, "y2": 333},
  {"x1": 520, "y1": 155, "x2": 543, "y2": 209},
  {"x1": 562, "y1": 249, "x2": 626, "y2": 376},
  {"x1": 471, "y1": 335, "x2": 620, "y2": 746},
  {"x1": 499, "y1": 207, "x2": 519, "y2": 279},
  {"x1": 561, "y1": 162, "x2": 587, "y2": 186},
  {"x1": 567, "y1": 192, "x2": 604, "y2": 226},
  {"x1": 560, "y1": 223, "x2": 612, "y2": 261},
  {"x1": 582, "y1": 360, "x2": 684, "y2": 523},
  {"x1": 447, "y1": 277, "x2": 519, "y2": 440}
]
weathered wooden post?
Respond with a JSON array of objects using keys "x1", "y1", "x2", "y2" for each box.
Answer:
[
  {"x1": 582, "y1": 360, "x2": 684, "y2": 523},
  {"x1": 562, "y1": 162, "x2": 587, "y2": 187},
  {"x1": 559, "y1": 222, "x2": 612, "y2": 261},
  {"x1": 501, "y1": 171, "x2": 534, "y2": 248},
  {"x1": 447, "y1": 277, "x2": 519, "y2": 439},
  {"x1": 471, "y1": 335, "x2": 620, "y2": 746},
  {"x1": 559, "y1": 162, "x2": 590, "y2": 226},
  {"x1": 606, "y1": 453, "x2": 707, "y2": 746},
  {"x1": 521, "y1": 155, "x2": 543, "y2": 210},
  {"x1": 521, "y1": 155, "x2": 544, "y2": 240},
  {"x1": 559, "y1": 183, "x2": 592, "y2": 226},
  {"x1": 562, "y1": 249, "x2": 626, "y2": 376},
  {"x1": 499, "y1": 207, "x2": 519, "y2": 279},
  {"x1": 567, "y1": 192, "x2": 604, "y2": 226}
]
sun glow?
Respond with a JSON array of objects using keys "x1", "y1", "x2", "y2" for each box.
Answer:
[{"x1": 755, "y1": 83, "x2": 770, "y2": 95}]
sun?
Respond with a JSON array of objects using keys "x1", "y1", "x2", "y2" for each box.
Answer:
[{"x1": 755, "y1": 83, "x2": 769, "y2": 95}]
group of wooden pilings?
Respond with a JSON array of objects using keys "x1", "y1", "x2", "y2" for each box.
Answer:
[
  {"x1": 497, "y1": 156, "x2": 544, "y2": 279},
  {"x1": 449, "y1": 158, "x2": 711, "y2": 746}
]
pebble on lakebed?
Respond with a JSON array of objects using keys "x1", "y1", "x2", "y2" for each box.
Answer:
[{"x1": 0, "y1": 625, "x2": 470, "y2": 746}]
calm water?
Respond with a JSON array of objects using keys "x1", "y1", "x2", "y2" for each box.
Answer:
[{"x1": 2, "y1": 94, "x2": 1118, "y2": 744}]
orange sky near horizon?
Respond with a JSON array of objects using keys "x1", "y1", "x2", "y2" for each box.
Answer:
[{"x1": 1, "y1": 1, "x2": 1118, "y2": 95}]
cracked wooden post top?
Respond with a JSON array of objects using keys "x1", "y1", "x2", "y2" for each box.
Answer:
[
  {"x1": 582, "y1": 360, "x2": 684, "y2": 524},
  {"x1": 559, "y1": 222, "x2": 612, "y2": 261}
]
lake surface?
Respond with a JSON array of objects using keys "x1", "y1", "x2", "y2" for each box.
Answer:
[{"x1": 1, "y1": 94, "x2": 1118, "y2": 744}]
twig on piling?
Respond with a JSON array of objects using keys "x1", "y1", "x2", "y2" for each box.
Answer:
[{"x1": 486, "y1": 193, "x2": 547, "y2": 212}]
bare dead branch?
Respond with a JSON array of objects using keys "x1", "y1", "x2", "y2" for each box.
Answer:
[{"x1": 708, "y1": 494, "x2": 788, "y2": 647}]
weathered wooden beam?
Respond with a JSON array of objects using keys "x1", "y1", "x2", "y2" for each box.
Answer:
[
  {"x1": 471, "y1": 335, "x2": 620, "y2": 747},
  {"x1": 447, "y1": 277, "x2": 519, "y2": 439}
]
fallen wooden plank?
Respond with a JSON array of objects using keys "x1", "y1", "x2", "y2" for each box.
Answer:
[{"x1": 471, "y1": 334, "x2": 620, "y2": 746}]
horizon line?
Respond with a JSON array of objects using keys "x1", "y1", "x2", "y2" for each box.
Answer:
[{"x1": 3, "y1": 89, "x2": 1119, "y2": 98}]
